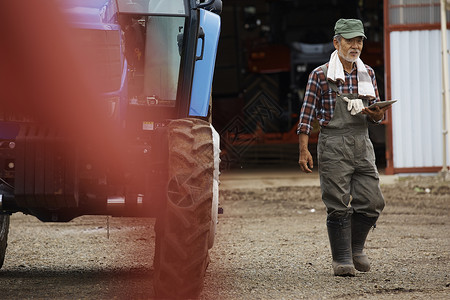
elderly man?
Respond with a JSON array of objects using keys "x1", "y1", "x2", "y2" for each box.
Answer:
[{"x1": 297, "y1": 19, "x2": 392, "y2": 276}]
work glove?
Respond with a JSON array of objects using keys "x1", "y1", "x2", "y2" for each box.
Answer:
[{"x1": 342, "y1": 96, "x2": 364, "y2": 115}]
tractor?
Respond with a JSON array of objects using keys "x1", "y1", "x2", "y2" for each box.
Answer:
[{"x1": 0, "y1": 0, "x2": 222, "y2": 298}]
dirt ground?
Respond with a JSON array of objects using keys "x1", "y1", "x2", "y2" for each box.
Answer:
[{"x1": 0, "y1": 168, "x2": 449, "y2": 299}]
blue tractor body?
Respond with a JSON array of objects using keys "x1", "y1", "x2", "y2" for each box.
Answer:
[{"x1": 0, "y1": 0, "x2": 222, "y2": 297}]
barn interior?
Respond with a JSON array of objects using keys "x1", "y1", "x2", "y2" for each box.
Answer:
[{"x1": 210, "y1": 0, "x2": 385, "y2": 169}]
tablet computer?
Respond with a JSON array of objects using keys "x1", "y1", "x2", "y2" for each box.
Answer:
[{"x1": 368, "y1": 100, "x2": 397, "y2": 110}]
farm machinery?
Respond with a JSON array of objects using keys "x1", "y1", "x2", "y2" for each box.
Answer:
[{"x1": 0, "y1": 0, "x2": 222, "y2": 298}]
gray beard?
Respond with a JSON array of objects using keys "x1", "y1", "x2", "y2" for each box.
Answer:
[{"x1": 339, "y1": 48, "x2": 360, "y2": 63}]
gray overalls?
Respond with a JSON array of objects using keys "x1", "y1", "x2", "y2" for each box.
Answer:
[{"x1": 317, "y1": 65, "x2": 385, "y2": 219}]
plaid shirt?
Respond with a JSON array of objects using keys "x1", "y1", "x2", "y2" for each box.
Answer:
[{"x1": 297, "y1": 63, "x2": 380, "y2": 135}]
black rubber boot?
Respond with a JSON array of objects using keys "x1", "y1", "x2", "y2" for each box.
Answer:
[
  {"x1": 326, "y1": 215, "x2": 356, "y2": 277},
  {"x1": 351, "y1": 213, "x2": 378, "y2": 272}
]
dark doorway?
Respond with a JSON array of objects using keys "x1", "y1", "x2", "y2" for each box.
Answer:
[{"x1": 212, "y1": 0, "x2": 385, "y2": 169}]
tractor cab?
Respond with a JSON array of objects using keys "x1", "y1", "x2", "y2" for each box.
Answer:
[{"x1": 116, "y1": 0, "x2": 221, "y2": 122}]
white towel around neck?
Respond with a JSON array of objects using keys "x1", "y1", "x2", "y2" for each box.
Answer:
[{"x1": 326, "y1": 50, "x2": 376, "y2": 100}]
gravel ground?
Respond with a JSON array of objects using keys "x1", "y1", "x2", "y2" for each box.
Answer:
[
  {"x1": 0, "y1": 171, "x2": 449, "y2": 299},
  {"x1": 202, "y1": 173, "x2": 450, "y2": 300}
]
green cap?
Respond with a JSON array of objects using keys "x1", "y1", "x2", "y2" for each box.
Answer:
[{"x1": 334, "y1": 19, "x2": 367, "y2": 39}]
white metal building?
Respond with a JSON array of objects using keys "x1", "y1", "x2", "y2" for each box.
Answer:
[{"x1": 384, "y1": 0, "x2": 450, "y2": 174}]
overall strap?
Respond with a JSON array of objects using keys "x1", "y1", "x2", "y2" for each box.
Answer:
[{"x1": 320, "y1": 64, "x2": 340, "y2": 95}]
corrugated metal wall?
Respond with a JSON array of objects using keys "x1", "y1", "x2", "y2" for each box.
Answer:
[
  {"x1": 388, "y1": 0, "x2": 449, "y2": 25},
  {"x1": 389, "y1": 29, "x2": 450, "y2": 169}
]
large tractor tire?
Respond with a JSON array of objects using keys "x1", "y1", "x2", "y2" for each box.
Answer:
[
  {"x1": 154, "y1": 118, "x2": 220, "y2": 299},
  {"x1": 0, "y1": 214, "x2": 10, "y2": 269}
]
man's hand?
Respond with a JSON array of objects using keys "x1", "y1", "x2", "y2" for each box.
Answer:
[
  {"x1": 298, "y1": 133, "x2": 313, "y2": 173},
  {"x1": 361, "y1": 104, "x2": 392, "y2": 122},
  {"x1": 299, "y1": 148, "x2": 314, "y2": 173}
]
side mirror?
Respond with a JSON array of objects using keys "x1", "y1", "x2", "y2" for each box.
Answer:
[{"x1": 197, "y1": 0, "x2": 222, "y2": 15}]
